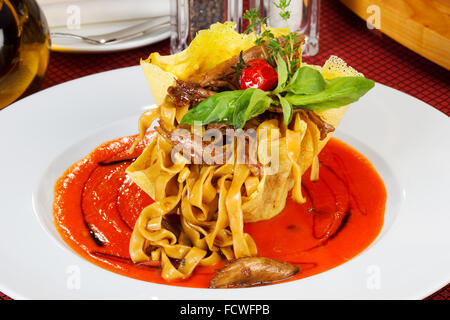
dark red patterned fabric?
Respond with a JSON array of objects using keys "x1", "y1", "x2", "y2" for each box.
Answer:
[{"x1": 1, "y1": 0, "x2": 448, "y2": 300}]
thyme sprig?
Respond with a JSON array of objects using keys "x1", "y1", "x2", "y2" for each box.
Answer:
[
  {"x1": 243, "y1": 8, "x2": 268, "y2": 35},
  {"x1": 243, "y1": 0, "x2": 300, "y2": 77}
]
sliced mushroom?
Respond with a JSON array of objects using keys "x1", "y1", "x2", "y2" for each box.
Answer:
[{"x1": 209, "y1": 257, "x2": 299, "y2": 288}]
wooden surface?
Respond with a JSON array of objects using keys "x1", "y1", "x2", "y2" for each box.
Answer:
[{"x1": 339, "y1": 0, "x2": 450, "y2": 70}]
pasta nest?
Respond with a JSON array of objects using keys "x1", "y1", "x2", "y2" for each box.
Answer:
[{"x1": 126, "y1": 23, "x2": 361, "y2": 280}]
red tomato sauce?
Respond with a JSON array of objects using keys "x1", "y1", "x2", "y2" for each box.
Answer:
[{"x1": 53, "y1": 133, "x2": 386, "y2": 288}]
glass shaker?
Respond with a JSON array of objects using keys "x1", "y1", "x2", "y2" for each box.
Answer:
[
  {"x1": 170, "y1": 0, "x2": 243, "y2": 53},
  {"x1": 249, "y1": 0, "x2": 320, "y2": 56}
]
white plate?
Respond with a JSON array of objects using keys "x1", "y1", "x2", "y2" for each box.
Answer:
[
  {"x1": 51, "y1": 19, "x2": 170, "y2": 53},
  {"x1": 0, "y1": 66, "x2": 449, "y2": 300}
]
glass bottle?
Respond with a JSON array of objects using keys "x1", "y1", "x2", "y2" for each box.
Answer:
[{"x1": 0, "y1": 0, "x2": 50, "y2": 110}]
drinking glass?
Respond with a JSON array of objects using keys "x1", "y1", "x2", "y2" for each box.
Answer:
[
  {"x1": 0, "y1": 0, "x2": 51, "y2": 110},
  {"x1": 250, "y1": 0, "x2": 320, "y2": 56}
]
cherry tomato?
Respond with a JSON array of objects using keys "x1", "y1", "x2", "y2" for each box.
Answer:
[{"x1": 239, "y1": 59, "x2": 278, "y2": 91}]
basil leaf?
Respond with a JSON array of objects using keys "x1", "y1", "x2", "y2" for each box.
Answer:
[
  {"x1": 285, "y1": 66, "x2": 326, "y2": 95},
  {"x1": 233, "y1": 88, "x2": 273, "y2": 129},
  {"x1": 180, "y1": 88, "x2": 273, "y2": 129},
  {"x1": 278, "y1": 94, "x2": 293, "y2": 125},
  {"x1": 273, "y1": 54, "x2": 288, "y2": 94},
  {"x1": 285, "y1": 76, "x2": 375, "y2": 110},
  {"x1": 180, "y1": 90, "x2": 243, "y2": 125}
]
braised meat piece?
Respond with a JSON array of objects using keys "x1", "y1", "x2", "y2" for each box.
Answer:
[
  {"x1": 155, "y1": 122, "x2": 262, "y2": 175},
  {"x1": 167, "y1": 80, "x2": 216, "y2": 107},
  {"x1": 155, "y1": 123, "x2": 229, "y2": 165},
  {"x1": 305, "y1": 110, "x2": 335, "y2": 140},
  {"x1": 199, "y1": 45, "x2": 268, "y2": 90}
]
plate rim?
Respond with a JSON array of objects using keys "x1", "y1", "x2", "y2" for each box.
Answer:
[
  {"x1": 50, "y1": 27, "x2": 170, "y2": 53},
  {"x1": 0, "y1": 66, "x2": 449, "y2": 299}
]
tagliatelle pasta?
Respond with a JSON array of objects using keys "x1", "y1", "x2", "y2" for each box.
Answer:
[
  {"x1": 125, "y1": 23, "x2": 367, "y2": 281},
  {"x1": 126, "y1": 107, "x2": 338, "y2": 280}
]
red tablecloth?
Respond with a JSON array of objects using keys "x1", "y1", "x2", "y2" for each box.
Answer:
[{"x1": 1, "y1": 0, "x2": 448, "y2": 300}]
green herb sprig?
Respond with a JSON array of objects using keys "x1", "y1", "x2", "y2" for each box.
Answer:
[
  {"x1": 180, "y1": 1, "x2": 375, "y2": 129},
  {"x1": 272, "y1": 0, "x2": 299, "y2": 76},
  {"x1": 231, "y1": 51, "x2": 249, "y2": 83},
  {"x1": 243, "y1": 8, "x2": 268, "y2": 35},
  {"x1": 243, "y1": 0, "x2": 300, "y2": 77}
]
